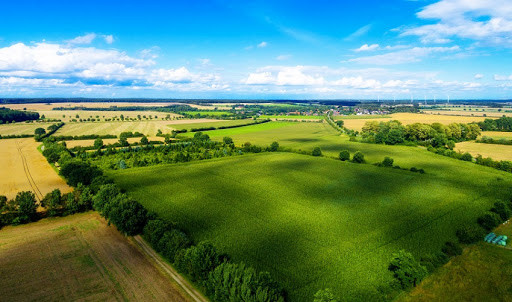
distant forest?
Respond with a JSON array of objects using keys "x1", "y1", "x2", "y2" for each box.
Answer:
[{"x1": 0, "y1": 108, "x2": 39, "y2": 123}]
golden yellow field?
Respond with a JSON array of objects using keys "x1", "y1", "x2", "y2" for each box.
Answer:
[
  {"x1": 0, "y1": 212, "x2": 190, "y2": 301},
  {"x1": 0, "y1": 138, "x2": 71, "y2": 200},
  {"x1": 35, "y1": 109, "x2": 180, "y2": 122},
  {"x1": 455, "y1": 141, "x2": 512, "y2": 161},
  {"x1": 64, "y1": 136, "x2": 166, "y2": 148},
  {"x1": 423, "y1": 110, "x2": 512, "y2": 117},
  {"x1": 56, "y1": 119, "x2": 217, "y2": 136},
  {"x1": 342, "y1": 113, "x2": 490, "y2": 131},
  {"x1": 480, "y1": 131, "x2": 512, "y2": 139},
  {"x1": 0, "y1": 122, "x2": 54, "y2": 136}
]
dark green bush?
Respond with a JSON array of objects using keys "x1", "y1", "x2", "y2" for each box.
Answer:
[
  {"x1": 339, "y1": 150, "x2": 350, "y2": 161},
  {"x1": 352, "y1": 151, "x2": 365, "y2": 163},
  {"x1": 456, "y1": 224, "x2": 487, "y2": 244}
]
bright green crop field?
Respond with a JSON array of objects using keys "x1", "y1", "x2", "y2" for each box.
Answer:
[
  {"x1": 110, "y1": 152, "x2": 512, "y2": 301},
  {"x1": 180, "y1": 121, "x2": 296, "y2": 137}
]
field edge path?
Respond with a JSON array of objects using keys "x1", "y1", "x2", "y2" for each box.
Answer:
[{"x1": 131, "y1": 235, "x2": 209, "y2": 302}]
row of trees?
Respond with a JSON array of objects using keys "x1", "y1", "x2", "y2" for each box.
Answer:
[
  {"x1": 143, "y1": 217, "x2": 285, "y2": 301},
  {"x1": 361, "y1": 120, "x2": 480, "y2": 146},
  {"x1": 478, "y1": 116, "x2": 512, "y2": 131},
  {"x1": 0, "y1": 107, "x2": 39, "y2": 123}
]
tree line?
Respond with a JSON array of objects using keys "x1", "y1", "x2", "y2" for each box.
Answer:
[
  {"x1": 361, "y1": 120, "x2": 480, "y2": 146},
  {"x1": 478, "y1": 116, "x2": 512, "y2": 131},
  {"x1": 0, "y1": 107, "x2": 40, "y2": 124}
]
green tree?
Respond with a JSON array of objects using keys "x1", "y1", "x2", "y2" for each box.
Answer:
[
  {"x1": 388, "y1": 250, "x2": 427, "y2": 289},
  {"x1": 92, "y1": 184, "x2": 121, "y2": 212},
  {"x1": 41, "y1": 189, "x2": 63, "y2": 216},
  {"x1": 34, "y1": 127, "x2": 46, "y2": 136},
  {"x1": 456, "y1": 224, "x2": 486, "y2": 244},
  {"x1": 312, "y1": 147, "x2": 322, "y2": 157},
  {"x1": 93, "y1": 138, "x2": 104, "y2": 150},
  {"x1": 352, "y1": 151, "x2": 365, "y2": 163},
  {"x1": 207, "y1": 262, "x2": 285, "y2": 302},
  {"x1": 119, "y1": 136, "x2": 129, "y2": 146},
  {"x1": 385, "y1": 128, "x2": 405, "y2": 145},
  {"x1": 491, "y1": 201, "x2": 511, "y2": 221},
  {"x1": 223, "y1": 136, "x2": 233, "y2": 145},
  {"x1": 477, "y1": 212, "x2": 501, "y2": 230},
  {"x1": 460, "y1": 152, "x2": 473, "y2": 162},
  {"x1": 15, "y1": 191, "x2": 38, "y2": 223},
  {"x1": 140, "y1": 135, "x2": 149, "y2": 145},
  {"x1": 339, "y1": 150, "x2": 350, "y2": 161},
  {"x1": 314, "y1": 288, "x2": 338, "y2": 302},
  {"x1": 143, "y1": 219, "x2": 172, "y2": 247},
  {"x1": 175, "y1": 241, "x2": 221, "y2": 282},
  {"x1": 158, "y1": 229, "x2": 191, "y2": 262},
  {"x1": 382, "y1": 157, "x2": 394, "y2": 167},
  {"x1": 60, "y1": 161, "x2": 102, "y2": 186},
  {"x1": 270, "y1": 141, "x2": 279, "y2": 152}
]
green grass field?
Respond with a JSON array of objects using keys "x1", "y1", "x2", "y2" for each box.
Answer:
[
  {"x1": 110, "y1": 152, "x2": 512, "y2": 301},
  {"x1": 169, "y1": 119, "x2": 254, "y2": 131},
  {"x1": 180, "y1": 121, "x2": 296, "y2": 138}
]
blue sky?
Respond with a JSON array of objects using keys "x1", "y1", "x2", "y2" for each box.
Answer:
[{"x1": 1, "y1": 0, "x2": 512, "y2": 99}]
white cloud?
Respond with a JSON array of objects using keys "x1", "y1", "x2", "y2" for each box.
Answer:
[
  {"x1": 354, "y1": 44, "x2": 379, "y2": 52},
  {"x1": 349, "y1": 46, "x2": 460, "y2": 65},
  {"x1": 103, "y1": 35, "x2": 114, "y2": 44},
  {"x1": 276, "y1": 66, "x2": 324, "y2": 85},
  {"x1": 199, "y1": 58, "x2": 211, "y2": 65},
  {"x1": 474, "y1": 73, "x2": 484, "y2": 79},
  {"x1": 67, "y1": 33, "x2": 97, "y2": 45},
  {"x1": 402, "y1": 0, "x2": 512, "y2": 46},
  {"x1": 494, "y1": 74, "x2": 512, "y2": 81},
  {"x1": 245, "y1": 72, "x2": 274, "y2": 85},
  {"x1": 0, "y1": 41, "x2": 225, "y2": 92},
  {"x1": 345, "y1": 24, "x2": 372, "y2": 41},
  {"x1": 276, "y1": 54, "x2": 291, "y2": 61},
  {"x1": 257, "y1": 41, "x2": 268, "y2": 48}
]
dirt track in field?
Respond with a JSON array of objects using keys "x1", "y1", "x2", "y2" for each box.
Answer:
[
  {"x1": 0, "y1": 212, "x2": 193, "y2": 302},
  {"x1": 0, "y1": 138, "x2": 71, "y2": 200}
]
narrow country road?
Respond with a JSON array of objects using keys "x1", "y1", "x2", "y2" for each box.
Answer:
[{"x1": 132, "y1": 235, "x2": 210, "y2": 302}]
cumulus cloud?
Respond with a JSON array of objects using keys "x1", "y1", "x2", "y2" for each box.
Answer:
[
  {"x1": 474, "y1": 73, "x2": 484, "y2": 79},
  {"x1": 245, "y1": 72, "x2": 274, "y2": 85},
  {"x1": 67, "y1": 33, "x2": 97, "y2": 44},
  {"x1": 402, "y1": 0, "x2": 512, "y2": 46},
  {"x1": 349, "y1": 46, "x2": 460, "y2": 65},
  {"x1": 354, "y1": 44, "x2": 379, "y2": 52},
  {"x1": 245, "y1": 66, "x2": 323, "y2": 86}
]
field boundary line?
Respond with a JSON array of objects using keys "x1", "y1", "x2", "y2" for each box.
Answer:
[{"x1": 131, "y1": 235, "x2": 209, "y2": 302}]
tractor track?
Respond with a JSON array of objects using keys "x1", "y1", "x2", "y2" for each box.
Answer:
[{"x1": 15, "y1": 140, "x2": 44, "y2": 201}]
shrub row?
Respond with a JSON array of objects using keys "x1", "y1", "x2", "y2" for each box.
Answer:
[
  {"x1": 52, "y1": 134, "x2": 117, "y2": 141},
  {"x1": 476, "y1": 136, "x2": 512, "y2": 145},
  {"x1": 0, "y1": 134, "x2": 34, "y2": 140}
]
